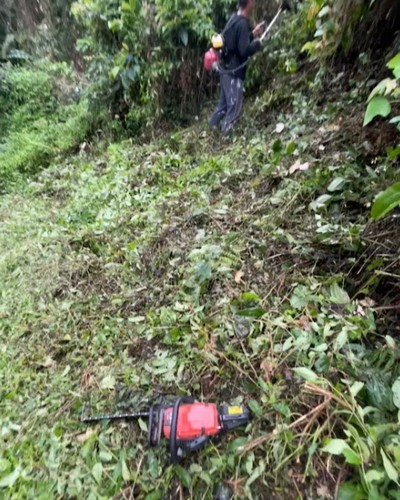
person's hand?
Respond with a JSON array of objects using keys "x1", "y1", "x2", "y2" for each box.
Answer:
[{"x1": 252, "y1": 21, "x2": 265, "y2": 38}]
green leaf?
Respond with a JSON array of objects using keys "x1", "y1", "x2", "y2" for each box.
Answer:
[
  {"x1": 121, "y1": 1, "x2": 136, "y2": 13},
  {"x1": 392, "y1": 378, "x2": 400, "y2": 410},
  {"x1": 350, "y1": 381, "x2": 364, "y2": 397},
  {"x1": 365, "y1": 469, "x2": 386, "y2": 484},
  {"x1": 0, "y1": 467, "x2": 21, "y2": 488},
  {"x1": 92, "y1": 462, "x2": 103, "y2": 483},
  {"x1": 338, "y1": 482, "x2": 365, "y2": 500},
  {"x1": 100, "y1": 374, "x2": 116, "y2": 389},
  {"x1": 387, "y1": 53, "x2": 400, "y2": 73},
  {"x1": 246, "y1": 462, "x2": 265, "y2": 487},
  {"x1": 126, "y1": 66, "x2": 139, "y2": 81},
  {"x1": 366, "y1": 375, "x2": 396, "y2": 411},
  {"x1": 386, "y1": 146, "x2": 400, "y2": 159},
  {"x1": 236, "y1": 307, "x2": 265, "y2": 317},
  {"x1": 199, "y1": 471, "x2": 212, "y2": 485},
  {"x1": 145, "y1": 491, "x2": 162, "y2": 500},
  {"x1": 327, "y1": 177, "x2": 346, "y2": 192},
  {"x1": 240, "y1": 292, "x2": 260, "y2": 303},
  {"x1": 290, "y1": 285, "x2": 320, "y2": 309},
  {"x1": 343, "y1": 448, "x2": 362, "y2": 465},
  {"x1": 386, "y1": 335, "x2": 396, "y2": 349},
  {"x1": 286, "y1": 141, "x2": 296, "y2": 155},
  {"x1": 368, "y1": 78, "x2": 397, "y2": 100},
  {"x1": 108, "y1": 19, "x2": 122, "y2": 32},
  {"x1": 381, "y1": 449, "x2": 399, "y2": 485},
  {"x1": 248, "y1": 399, "x2": 263, "y2": 417},
  {"x1": 121, "y1": 460, "x2": 130, "y2": 481},
  {"x1": 371, "y1": 183, "x2": 400, "y2": 221},
  {"x1": 99, "y1": 450, "x2": 113, "y2": 462},
  {"x1": 174, "y1": 465, "x2": 191, "y2": 488},
  {"x1": 309, "y1": 194, "x2": 332, "y2": 211},
  {"x1": 272, "y1": 139, "x2": 282, "y2": 152},
  {"x1": 189, "y1": 464, "x2": 202, "y2": 474},
  {"x1": 318, "y1": 5, "x2": 331, "y2": 17},
  {"x1": 195, "y1": 262, "x2": 212, "y2": 284},
  {"x1": 363, "y1": 96, "x2": 391, "y2": 126},
  {"x1": 301, "y1": 41, "x2": 318, "y2": 54},
  {"x1": 229, "y1": 437, "x2": 248, "y2": 453},
  {"x1": 293, "y1": 367, "x2": 319, "y2": 382},
  {"x1": 138, "y1": 417, "x2": 148, "y2": 432},
  {"x1": 322, "y1": 439, "x2": 350, "y2": 455},
  {"x1": 147, "y1": 450, "x2": 159, "y2": 479},
  {"x1": 329, "y1": 282, "x2": 350, "y2": 304},
  {"x1": 334, "y1": 329, "x2": 348, "y2": 351},
  {"x1": 179, "y1": 29, "x2": 189, "y2": 47}
]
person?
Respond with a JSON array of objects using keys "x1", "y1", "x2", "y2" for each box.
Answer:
[{"x1": 209, "y1": 0, "x2": 265, "y2": 134}]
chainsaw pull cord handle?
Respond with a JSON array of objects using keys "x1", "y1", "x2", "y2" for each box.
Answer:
[{"x1": 169, "y1": 395, "x2": 195, "y2": 463}]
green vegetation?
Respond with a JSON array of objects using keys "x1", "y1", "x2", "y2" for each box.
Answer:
[
  {"x1": 1, "y1": 0, "x2": 400, "y2": 498},
  {"x1": 0, "y1": 62, "x2": 90, "y2": 191}
]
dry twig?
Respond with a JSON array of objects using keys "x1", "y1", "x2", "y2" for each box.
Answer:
[{"x1": 242, "y1": 397, "x2": 332, "y2": 454}]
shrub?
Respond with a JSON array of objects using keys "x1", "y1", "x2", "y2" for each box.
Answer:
[
  {"x1": 0, "y1": 62, "x2": 90, "y2": 190},
  {"x1": 71, "y1": 0, "x2": 226, "y2": 127}
]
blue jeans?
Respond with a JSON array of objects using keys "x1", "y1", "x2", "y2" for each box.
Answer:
[{"x1": 209, "y1": 74, "x2": 244, "y2": 133}]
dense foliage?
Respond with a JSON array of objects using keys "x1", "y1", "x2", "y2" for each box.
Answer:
[
  {"x1": 0, "y1": 62, "x2": 90, "y2": 191},
  {"x1": 72, "y1": 0, "x2": 218, "y2": 127},
  {"x1": 1, "y1": 0, "x2": 400, "y2": 498}
]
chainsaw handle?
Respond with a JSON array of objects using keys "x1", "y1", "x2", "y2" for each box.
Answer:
[
  {"x1": 148, "y1": 403, "x2": 165, "y2": 447},
  {"x1": 169, "y1": 395, "x2": 195, "y2": 463}
]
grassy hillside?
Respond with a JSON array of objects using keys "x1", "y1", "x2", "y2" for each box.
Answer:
[{"x1": 1, "y1": 62, "x2": 400, "y2": 498}]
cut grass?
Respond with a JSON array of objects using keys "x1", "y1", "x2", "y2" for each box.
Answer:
[{"x1": 1, "y1": 83, "x2": 400, "y2": 499}]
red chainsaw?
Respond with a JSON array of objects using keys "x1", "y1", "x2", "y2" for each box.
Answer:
[{"x1": 82, "y1": 396, "x2": 251, "y2": 463}]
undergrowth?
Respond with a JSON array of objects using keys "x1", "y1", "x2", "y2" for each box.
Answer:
[
  {"x1": 0, "y1": 61, "x2": 91, "y2": 191},
  {"x1": 1, "y1": 61, "x2": 400, "y2": 499}
]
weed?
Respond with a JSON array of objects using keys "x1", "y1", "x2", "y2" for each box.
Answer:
[{"x1": 1, "y1": 18, "x2": 400, "y2": 500}]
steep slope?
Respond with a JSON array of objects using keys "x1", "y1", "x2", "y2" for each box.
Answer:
[{"x1": 1, "y1": 70, "x2": 400, "y2": 499}]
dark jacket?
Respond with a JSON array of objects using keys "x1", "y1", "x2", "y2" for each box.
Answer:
[{"x1": 221, "y1": 14, "x2": 261, "y2": 81}]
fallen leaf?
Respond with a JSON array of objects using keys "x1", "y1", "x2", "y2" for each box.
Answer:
[
  {"x1": 233, "y1": 315, "x2": 252, "y2": 338},
  {"x1": 289, "y1": 160, "x2": 309, "y2": 175},
  {"x1": 356, "y1": 305, "x2": 365, "y2": 317},
  {"x1": 81, "y1": 369, "x2": 94, "y2": 390},
  {"x1": 261, "y1": 358, "x2": 276, "y2": 382},
  {"x1": 386, "y1": 335, "x2": 396, "y2": 349},
  {"x1": 234, "y1": 270, "x2": 244, "y2": 284},
  {"x1": 38, "y1": 355, "x2": 56, "y2": 368},
  {"x1": 77, "y1": 427, "x2": 96, "y2": 443},
  {"x1": 316, "y1": 485, "x2": 330, "y2": 498},
  {"x1": 385, "y1": 78, "x2": 397, "y2": 95},
  {"x1": 327, "y1": 123, "x2": 340, "y2": 132},
  {"x1": 294, "y1": 315, "x2": 311, "y2": 332},
  {"x1": 360, "y1": 297, "x2": 375, "y2": 307}
]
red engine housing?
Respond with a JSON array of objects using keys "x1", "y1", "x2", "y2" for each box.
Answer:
[
  {"x1": 163, "y1": 403, "x2": 220, "y2": 440},
  {"x1": 203, "y1": 48, "x2": 220, "y2": 72}
]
